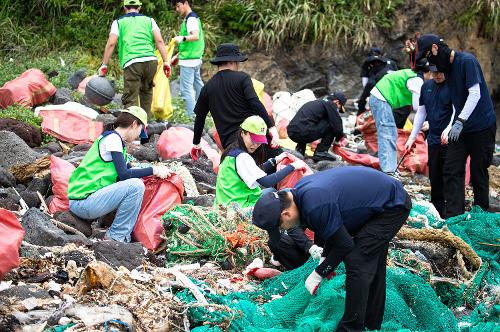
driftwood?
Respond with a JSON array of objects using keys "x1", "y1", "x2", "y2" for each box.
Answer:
[{"x1": 10, "y1": 156, "x2": 51, "y2": 183}]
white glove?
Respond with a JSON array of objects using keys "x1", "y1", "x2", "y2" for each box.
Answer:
[
  {"x1": 269, "y1": 126, "x2": 280, "y2": 148},
  {"x1": 441, "y1": 125, "x2": 452, "y2": 145},
  {"x1": 275, "y1": 152, "x2": 288, "y2": 164},
  {"x1": 290, "y1": 159, "x2": 308, "y2": 171},
  {"x1": 404, "y1": 137, "x2": 416, "y2": 154},
  {"x1": 308, "y1": 245, "x2": 323, "y2": 260},
  {"x1": 174, "y1": 36, "x2": 185, "y2": 43},
  {"x1": 421, "y1": 121, "x2": 429, "y2": 132},
  {"x1": 305, "y1": 270, "x2": 323, "y2": 295},
  {"x1": 153, "y1": 165, "x2": 172, "y2": 179},
  {"x1": 270, "y1": 255, "x2": 281, "y2": 267}
]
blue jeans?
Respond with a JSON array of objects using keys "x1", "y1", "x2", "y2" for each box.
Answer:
[
  {"x1": 180, "y1": 65, "x2": 203, "y2": 117},
  {"x1": 369, "y1": 96, "x2": 397, "y2": 173},
  {"x1": 69, "y1": 178, "x2": 145, "y2": 242}
]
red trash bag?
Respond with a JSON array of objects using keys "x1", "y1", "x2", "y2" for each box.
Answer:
[
  {"x1": 276, "y1": 153, "x2": 314, "y2": 189},
  {"x1": 49, "y1": 156, "x2": 75, "y2": 214},
  {"x1": 157, "y1": 127, "x2": 220, "y2": 172},
  {"x1": 332, "y1": 145, "x2": 380, "y2": 169},
  {"x1": 0, "y1": 208, "x2": 25, "y2": 279},
  {"x1": 247, "y1": 267, "x2": 282, "y2": 280},
  {"x1": 132, "y1": 175, "x2": 184, "y2": 251},
  {"x1": 0, "y1": 69, "x2": 56, "y2": 109},
  {"x1": 40, "y1": 110, "x2": 103, "y2": 144}
]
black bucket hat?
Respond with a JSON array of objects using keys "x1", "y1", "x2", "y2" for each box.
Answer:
[{"x1": 210, "y1": 43, "x2": 248, "y2": 65}]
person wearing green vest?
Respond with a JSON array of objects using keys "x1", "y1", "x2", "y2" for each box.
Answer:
[
  {"x1": 368, "y1": 58, "x2": 431, "y2": 174},
  {"x1": 215, "y1": 116, "x2": 307, "y2": 208},
  {"x1": 98, "y1": 0, "x2": 170, "y2": 119},
  {"x1": 170, "y1": 0, "x2": 205, "y2": 117},
  {"x1": 68, "y1": 106, "x2": 171, "y2": 242}
]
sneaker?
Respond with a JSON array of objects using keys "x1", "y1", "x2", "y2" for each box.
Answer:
[{"x1": 312, "y1": 150, "x2": 337, "y2": 162}]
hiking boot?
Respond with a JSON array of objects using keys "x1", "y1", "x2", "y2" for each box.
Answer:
[{"x1": 312, "y1": 151, "x2": 337, "y2": 162}]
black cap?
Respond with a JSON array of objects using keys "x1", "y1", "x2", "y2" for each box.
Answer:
[
  {"x1": 414, "y1": 58, "x2": 430, "y2": 72},
  {"x1": 210, "y1": 43, "x2": 248, "y2": 65},
  {"x1": 429, "y1": 64, "x2": 439, "y2": 72},
  {"x1": 416, "y1": 34, "x2": 443, "y2": 60},
  {"x1": 325, "y1": 92, "x2": 347, "y2": 113},
  {"x1": 252, "y1": 191, "x2": 282, "y2": 243},
  {"x1": 368, "y1": 47, "x2": 382, "y2": 56}
]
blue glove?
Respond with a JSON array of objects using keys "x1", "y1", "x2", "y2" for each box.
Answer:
[{"x1": 448, "y1": 120, "x2": 464, "y2": 142}]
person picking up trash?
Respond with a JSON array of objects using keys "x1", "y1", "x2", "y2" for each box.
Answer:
[
  {"x1": 170, "y1": 0, "x2": 205, "y2": 117},
  {"x1": 252, "y1": 166, "x2": 411, "y2": 332},
  {"x1": 215, "y1": 115, "x2": 308, "y2": 208},
  {"x1": 369, "y1": 58, "x2": 432, "y2": 175},
  {"x1": 191, "y1": 43, "x2": 280, "y2": 160},
  {"x1": 416, "y1": 34, "x2": 496, "y2": 217},
  {"x1": 287, "y1": 93, "x2": 347, "y2": 162},
  {"x1": 404, "y1": 66, "x2": 453, "y2": 218},
  {"x1": 98, "y1": 0, "x2": 170, "y2": 119},
  {"x1": 67, "y1": 106, "x2": 171, "y2": 242}
]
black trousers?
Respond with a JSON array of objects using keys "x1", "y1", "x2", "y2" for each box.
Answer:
[
  {"x1": 268, "y1": 234, "x2": 310, "y2": 270},
  {"x1": 288, "y1": 121, "x2": 335, "y2": 153},
  {"x1": 428, "y1": 144, "x2": 447, "y2": 218},
  {"x1": 337, "y1": 198, "x2": 411, "y2": 332},
  {"x1": 443, "y1": 124, "x2": 496, "y2": 218}
]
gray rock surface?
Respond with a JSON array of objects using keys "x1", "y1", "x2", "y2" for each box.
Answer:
[
  {"x1": 45, "y1": 142, "x2": 62, "y2": 154},
  {"x1": 26, "y1": 176, "x2": 50, "y2": 196},
  {"x1": 21, "y1": 208, "x2": 89, "y2": 247},
  {"x1": 0, "y1": 131, "x2": 42, "y2": 168},
  {"x1": 92, "y1": 241, "x2": 145, "y2": 270},
  {"x1": 54, "y1": 211, "x2": 92, "y2": 237},
  {"x1": 183, "y1": 195, "x2": 215, "y2": 207},
  {"x1": 0, "y1": 285, "x2": 51, "y2": 301},
  {"x1": 96, "y1": 113, "x2": 117, "y2": 127},
  {"x1": 20, "y1": 191, "x2": 41, "y2": 208},
  {"x1": 52, "y1": 88, "x2": 73, "y2": 105},
  {"x1": 67, "y1": 69, "x2": 86, "y2": 90},
  {"x1": 0, "y1": 167, "x2": 16, "y2": 187}
]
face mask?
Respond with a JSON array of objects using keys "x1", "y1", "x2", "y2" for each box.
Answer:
[{"x1": 427, "y1": 44, "x2": 452, "y2": 73}]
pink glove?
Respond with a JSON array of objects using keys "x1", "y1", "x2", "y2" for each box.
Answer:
[{"x1": 190, "y1": 145, "x2": 203, "y2": 161}]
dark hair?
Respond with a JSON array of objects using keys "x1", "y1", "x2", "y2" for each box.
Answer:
[
  {"x1": 171, "y1": 0, "x2": 189, "y2": 5},
  {"x1": 124, "y1": 5, "x2": 140, "y2": 10},
  {"x1": 278, "y1": 190, "x2": 292, "y2": 212},
  {"x1": 105, "y1": 112, "x2": 140, "y2": 131},
  {"x1": 220, "y1": 128, "x2": 266, "y2": 165}
]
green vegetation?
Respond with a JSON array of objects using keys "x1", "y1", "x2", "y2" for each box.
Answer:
[
  {"x1": 459, "y1": 0, "x2": 499, "y2": 40},
  {"x1": 0, "y1": 104, "x2": 42, "y2": 128}
]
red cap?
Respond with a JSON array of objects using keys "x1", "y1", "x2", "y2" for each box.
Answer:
[{"x1": 249, "y1": 133, "x2": 268, "y2": 144}]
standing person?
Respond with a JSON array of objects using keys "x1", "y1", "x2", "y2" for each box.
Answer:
[
  {"x1": 215, "y1": 115, "x2": 307, "y2": 208},
  {"x1": 369, "y1": 59, "x2": 432, "y2": 175},
  {"x1": 191, "y1": 43, "x2": 280, "y2": 159},
  {"x1": 287, "y1": 93, "x2": 347, "y2": 161},
  {"x1": 98, "y1": 0, "x2": 170, "y2": 119},
  {"x1": 416, "y1": 34, "x2": 497, "y2": 217},
  {"x1": 358, "y1": 47, "x2": 398, "y2": 115},
  {"x1": 68, "y1": 106, "x2": 171, "y2": 242},
  {"x1": 404, "y1": 66, "x2": 453, "y2": 217},
  {"x1": 170, "y1": 0, "x2": 205, "y2": 117},
  {"x1": 252, "y1": 166, "x2": 411, "y2": 332}
]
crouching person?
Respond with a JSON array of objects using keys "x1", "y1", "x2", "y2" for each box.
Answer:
[
  {"x1": 67, "y1": 106, "x2": 171, "y2": 242},
  {"x1": 252, "y1": 166, "x2": 411, "y2": 331},
  {"x1": 215, "y1": 115, "x2": 308, "y2": 208}
]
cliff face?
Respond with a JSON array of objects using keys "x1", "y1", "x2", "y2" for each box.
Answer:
[{"x1": 235, "y1": 0, "x2": 498, "y2": 105}]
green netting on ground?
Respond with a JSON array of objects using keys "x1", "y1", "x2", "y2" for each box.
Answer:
[
  {"x1": 179, "y1": 259, "x2": 459, "y2": 332},
  {"x1": 408, "y1": 200, "x2": 445, "y2": 229},
  {"x1": 177, "y1": 208, "x2": 499, "y2": 332}
]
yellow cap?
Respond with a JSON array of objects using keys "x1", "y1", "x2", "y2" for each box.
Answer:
[{"x1": 121, "y1": 106, "x2": 147, "y2": 126}]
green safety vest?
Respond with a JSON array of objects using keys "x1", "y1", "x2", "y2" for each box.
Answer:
[
  {"x1": 178, "y1": 12, "x2": 205, "y2": 60},
  {"x1": 117, "y1": 13, "x2": 156, "y2": 68},
  {"x1": 68, "y1": 132, "x2": 127, "y2": 200},
  {"x1": 375, "y1": 69, "x2": 418, "y2": 109},
  {"x1": 215, "y1": 149, "x2": 262, "y2": 208}
]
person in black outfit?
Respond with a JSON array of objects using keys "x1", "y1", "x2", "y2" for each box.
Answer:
[
  {"x1": 191, "y1": 43, "x2": 280, "y2": 160},
  {"x1": 404, "y1": 67, "x2": 453, "y2": 217},
  {"x1": 267, "y1": 226, "x2": 323, "y2": 270},
  {"x1": 287, "y1": 93, "x2": 346, "y2": 162},
  {"x1": 252, "y1": 167, "x2": 411, "y2": 332},
  {"x1": 416, "y1": 34, "x2": 497, "y2": 217},
  {"x1": 358, "y1": 48, "x2": 398, "y2": 116}
]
